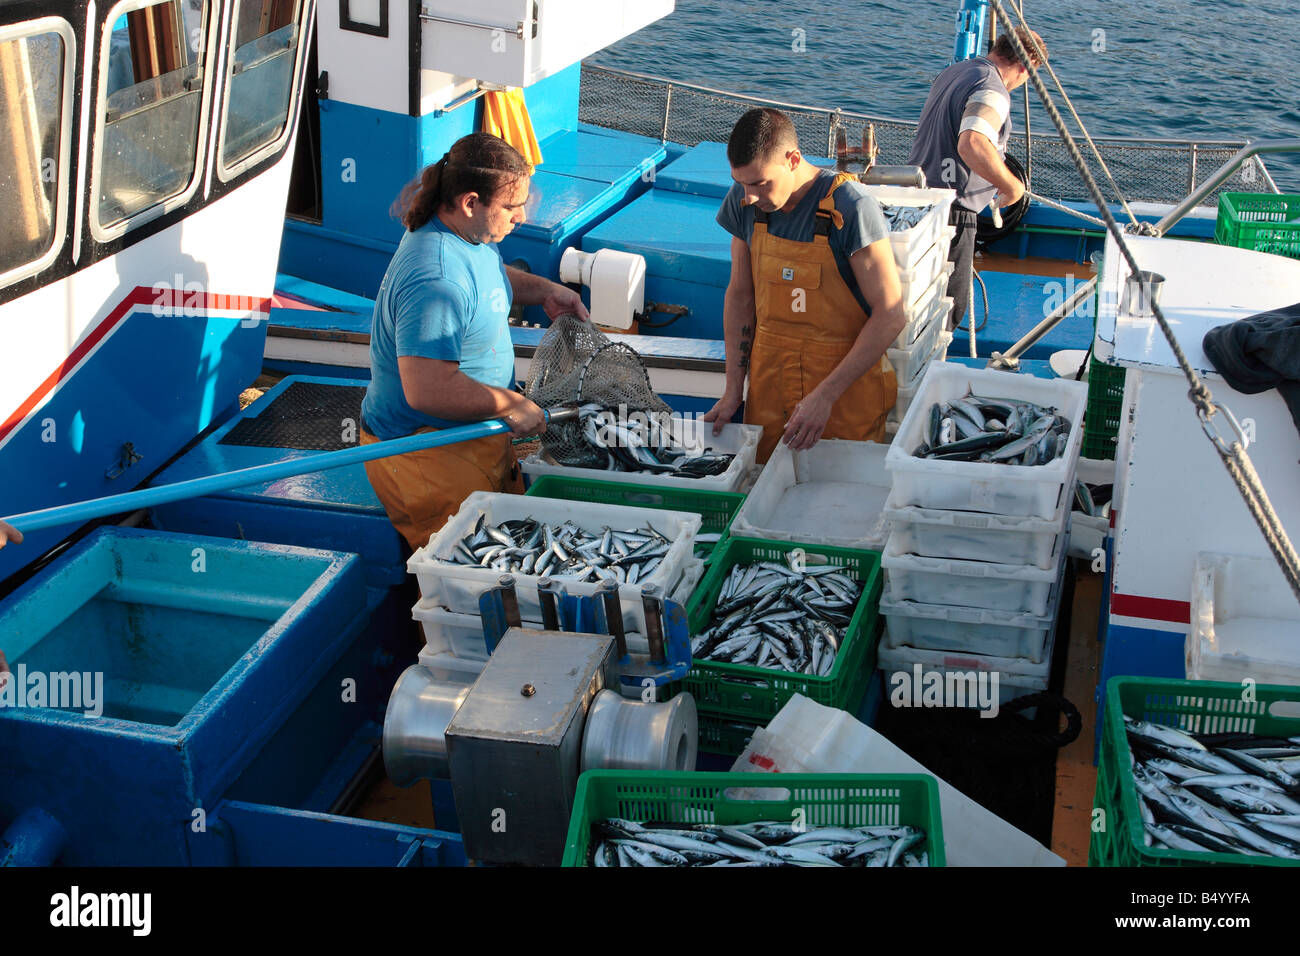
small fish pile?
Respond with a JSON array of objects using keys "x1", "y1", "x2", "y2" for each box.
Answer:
[
  {"x1": 912, "y1": 391, "x2": 1072, "y2": 466},
  {"x1": 1124, "y1": 716, "x2": 1300, "y2": 860},
  {"x1": 881, "y1": 203, "x2": 932, "y2": 233},
  {"x1": 443, "y1": 515, "x2": 672, "y2": 585},
  {"x1": 553, "y1": 404, "x2": 735, "y2": 479},
  {"x1": 589, "y1": 818, "x2": 929, "y2": 867},
  {"x1": 690, "y1": 560, "x2": 862, "y2": 675}
]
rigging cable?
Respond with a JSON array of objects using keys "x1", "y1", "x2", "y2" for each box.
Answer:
[
  {"x1": 985, "y1": 0, "x2": 1300, "y2": 603},
  {"x1": 1001, "y1": 2, "x2": 1147, "y2": 232}
]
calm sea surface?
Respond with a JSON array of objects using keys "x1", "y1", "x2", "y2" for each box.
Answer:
[{"x1": 591, "y1": 0, "x2": 1300, "y2": 191}]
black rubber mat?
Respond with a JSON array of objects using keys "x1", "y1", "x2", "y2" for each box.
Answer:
[
  {"x1": 874, "y1": 564, "x2": 1078, "y2": 848},
  {"x1": 221, "y1": 382, "x2": 366, "y2": 451}
]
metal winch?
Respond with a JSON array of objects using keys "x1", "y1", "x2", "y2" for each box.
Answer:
[{"x1": 382, "y1": 578, "x2": 698, "y2": 866}]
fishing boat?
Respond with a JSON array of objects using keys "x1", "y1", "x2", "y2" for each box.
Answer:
[{"x1": 2, "y1": 0, "x2": 1298, "y2": 870}]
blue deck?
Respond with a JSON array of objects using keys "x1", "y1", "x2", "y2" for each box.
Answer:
[{"x1": 149, "y1": 375, "x2": 405, "y2": 588}]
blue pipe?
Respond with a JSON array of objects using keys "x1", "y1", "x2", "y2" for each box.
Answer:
[
  {"x1": 954, "y1": 0, "x2": 990, "y2": 62},
  {"x1": 1, "y1": 807, "x2": 68, "y2": 866},
  {"x1": 3, "y1": 409, "x2": 572, "y2": 535}
]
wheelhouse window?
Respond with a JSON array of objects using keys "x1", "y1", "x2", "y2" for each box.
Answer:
[
  {"x1": 219, "y1": 0, "x2": 304, "y2": 175},
  {"x1": 0, "y1": 20, "x2": 73, "y2": 288},
  {"x1": 94, "y1": 0, "x2": 211, "y2": 236}
]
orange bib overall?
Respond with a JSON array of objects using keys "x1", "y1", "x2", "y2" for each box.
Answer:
[{"x1": 744, "y1": 172, "x2": 897, "y2": 463}]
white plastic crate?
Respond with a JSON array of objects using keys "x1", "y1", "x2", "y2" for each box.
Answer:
[
  {"x1": 1187, "y1": 551, "x2": 1300, "y2": 685},
  {"x1": 887, "y1": 330, "x2": 954, "y2": 426},
  {"x1": 413, "y1": 599, "x2": 687, "y2": 666},
  {"x1": 881, "y1": 530, "x2": 1063, "y2": 616},
  {"x1": 880, "y1": 546, "x2": 1067, "y2": 662},
  {"x1": 877, "y1": 626, "x2": 1056, "y2": 707},
  {"x1": 885, "y1": 363, "x2": 1089, "y2": 518},
  {"x1": 866, "y1": 185, "x2": 958, "y2": 267},
  {"x1": 880, "y1": 595, "x2": 1055, "y2": 662},
  {"x1": 884, "y1": 484, "x2": 1071, "y2": 570},
  {"x1": 520, "y1": 420, "x2": 762, "y2": 493},
  {"x1": 728, "y1": 438, "x2": 892, "y2": 550},
  {"x1": 892, "y1": 270, "x2": 951, "y2": 348},
  {"x1": 408, "y1": 491, "x2": 702, "y2": 630},
  {"x1": 887, "y1": 296, "x2": 952, "y2": 384},
  {"x1": 413, "y1": 600, "x2": 493, "y2": 660},
  {"x1": 897, "y1": 240, "x2": 948, "y2": 310},
  {"x1": 417, "y1": 646, "x2": 487, "y2": 679}
]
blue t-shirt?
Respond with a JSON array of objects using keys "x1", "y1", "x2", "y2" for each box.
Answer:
[
  {"x1": 362, "y1": 216, "x2": 516, "y2": 438},
  {"x1": 715, "y1": 169, "x2": 889, "y2": 316}
]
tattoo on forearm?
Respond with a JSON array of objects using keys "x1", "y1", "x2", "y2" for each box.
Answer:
[{"x1": 738, "y1": 323, "x2": 754, "y2": 371}]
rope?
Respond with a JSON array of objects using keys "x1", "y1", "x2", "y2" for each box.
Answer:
[
  {"x1": 986, "y1": 0, "x2": 1300, "y2": 604},
  {"x1": 1026, "y1": 190, "x2": 1108, "y2": 228},
  {"x1": 1001, "y1": 3, "x2": 1145, "y2": 231}
]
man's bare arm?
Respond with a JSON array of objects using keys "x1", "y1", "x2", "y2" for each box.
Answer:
[
  {"x1": 702, "y1": 237, "x2": 756, "y2": 432},
  {"x1": 504, "y1": 265, "x2": 589, "y2": 320},
  {"x1": 398, "y1": 356, "x2": 545, "y2": 435},
  {"x1": 957, "y1": 129, "x2": 1024, "y2": 205}
]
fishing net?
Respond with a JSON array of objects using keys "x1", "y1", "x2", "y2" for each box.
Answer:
[{"x1": 524, "y1": 314, "x2": 672, "y2": 465}]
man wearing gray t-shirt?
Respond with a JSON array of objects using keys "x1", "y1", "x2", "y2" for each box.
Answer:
[{"x1": 908, "y1": 28, "x2": 1048, "y2": 329}]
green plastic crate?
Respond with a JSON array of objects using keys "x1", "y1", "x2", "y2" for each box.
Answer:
[
  {"x1": 697, "y1": 713, "x2": 763, "y2": 758},
  {"x1": 683, "y1": 537, "x2": 883, "y2": 722},
  {"x1": 524, "y1": 475, "x2": 744, "y2": 566},
  {"x1": 562, "y1": 769, "x2": 945, "y2": 866},
  {"x1": 1215, "y1": 192, "x2": 1300, "y2": 260},
  {"x1": 1093, "y1": 676, "x2": 1300, "y2": 868},
  {"x1": 1081, "y1": 356, "x2": 1125, "y2": 461},
  {"x1": 697, "y1": 643, "x2": 875, "y2": 756}
]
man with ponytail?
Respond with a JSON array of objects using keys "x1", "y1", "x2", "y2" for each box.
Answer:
[{"x1": 360, "y1": 132, "x2": 588, "y2": 551}]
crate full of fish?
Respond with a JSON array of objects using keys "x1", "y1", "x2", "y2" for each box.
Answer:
[
  {"x1": 698, "y1": 646, "x2": 876, "y2": 757},
  {"x1": 879, "y1": 545, "x2": 1067, "y2": 662},
  {"x1": 683, "y1": 536, "x2": 883, "y2": 722},
  {"x1": 411, "y1": 561, "x2": 704, "y2": 663},
  {"x1": 883, "y1": 486, "x2": 1070, "y2": 571},
  {"x1": 1092, "y1": 676, "x2": 1300, "y2": 867},
  {"x1": 880, "y1": 530, "x2": 1064, "y2": 616},
  {"x1": 520, "y1": 412, "x2": 762, "y2": 493},
  {"x1": 1187, "y1": 551, "x2": 1300, "y2": 687},
  {"x1": 887, "y1": 330, "x2": 953, "y2": 427},
  {"x1": 525, "y1": 475, "x2": 744, "y2": 568},
  {"x1": 729, "y1": 439, "x2": 892, "y2": 552},
  {"x1": 408, "y1": 491, "x2": 701, "y2": 631},
  {"x1": 865, "y1": 184, "x2": 957, "y2": 267},
  {"x1": 885, "y1": 363, "x2": 1088, "y2": 519},
  {"x1": 562, "y1": 770, "x2": 945, "y2": 867},
  {"x1": 886, "y1": 295, "x2": 953, "y2": 385}
]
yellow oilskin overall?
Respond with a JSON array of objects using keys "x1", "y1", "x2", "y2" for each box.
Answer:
[
  {"x1": 360, "y1": 425, "x2": 523, "y2": 553},
  {"x1": 744, "y1": 172, "x2": 898, "y2": 463}
]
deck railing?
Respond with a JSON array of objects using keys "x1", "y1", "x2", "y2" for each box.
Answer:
[{"x1": 579, "y1": 64, "x2": 1279, "y2": 207}]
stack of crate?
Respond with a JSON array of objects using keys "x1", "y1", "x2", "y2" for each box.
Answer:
[
  {"x1": 864, "y1": 185, "x2": 958, "y2": 436},
  {"x1": 875, "y1": 364, "x2": 1089, "y2": 705},
  {"x1": 407, "y1": 489, "x2": 704, "y2": 672}
]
